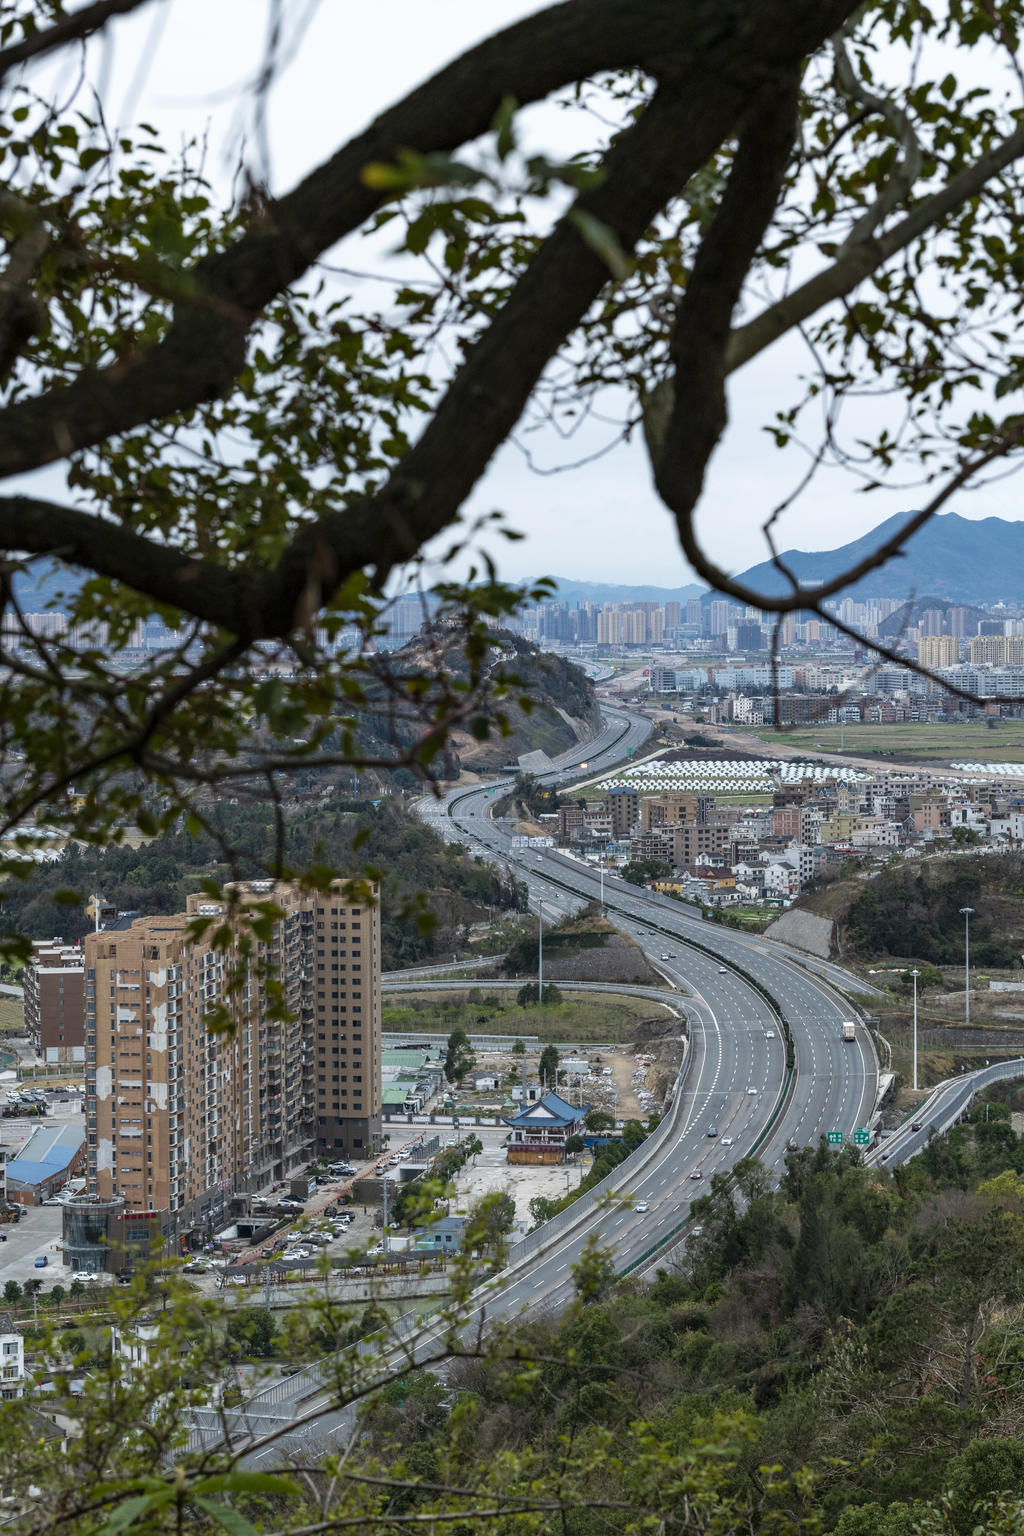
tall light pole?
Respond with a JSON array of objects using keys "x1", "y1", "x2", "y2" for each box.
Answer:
[
  {"x1": 911, "y1": 968, "x2": 919, "y2": 1092},
  {"x1": 600, "y1": 863, "x2": 605, "y2": 913},
  {"x1": 961, "y1": 906, "x2": 974, "y2": 1026}
]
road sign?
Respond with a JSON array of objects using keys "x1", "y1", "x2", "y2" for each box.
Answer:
[
  {"x1": 853, "y1": 1127, "x2": 871, "y2": 1146},
  {"x1": 826, "y1": 1131, "x2": 844, "y2": 1145}
]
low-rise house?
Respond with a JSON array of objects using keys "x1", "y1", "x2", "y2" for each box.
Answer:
[
  {"x1": 504, "y1": 1092, "x2": 589, "y2": 1165},
  {"x1": 412, "y1": 1216, "x2": 467, "y2": 1253}
]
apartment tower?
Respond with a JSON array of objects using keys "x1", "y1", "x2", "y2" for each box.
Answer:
[{"x1": 84, "y1": 880, "x2": 381, "y2": 1243}]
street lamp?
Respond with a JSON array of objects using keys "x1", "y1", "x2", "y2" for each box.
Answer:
[
  {"x1": 960, "y1": 906, "x2": 974, "y2": 1026},
  {"x1": 910, "y1": 968, "x2": 919, "y2": 1092}
]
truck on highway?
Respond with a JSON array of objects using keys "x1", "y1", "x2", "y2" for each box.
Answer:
[{"x1": 841, "y1": 1021, "x2": 857, "y2": 1042}]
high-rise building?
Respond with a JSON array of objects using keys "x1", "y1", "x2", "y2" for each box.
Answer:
[
  {"x1": 969, "y1": 635, "x2": 1024, "y2": 666},
  {"x1": 664, "y1": 602, "x2": 681, "y2": 629},
  {"x1": 23, "y1": 939, "x2": 85, "y2": 1064},
  {"x1": 918, "y1": 635, "x2": 959, "y2": 669},
  {"x1": 84, "y1": 880, "x2": 381, "y2": 1243},
  {"x1": 685, "y1": 598, "x2": 703, "y2": 629}
]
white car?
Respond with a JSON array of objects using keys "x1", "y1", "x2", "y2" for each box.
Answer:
[
  {"x1": 747, "y1": 1087, "x2": 758, "y2": 1096},
  {"x1": 633, "y1": 1200, "x2": 649, "y2": 1213},
  {"x1": 71, "y1": 1271, "x2": 97, "y2": 1283},
  {"x1": 280, "y1": 1249, "x2": 310, "y2": 1262},
  {"x1": 721, "y1": 1136, "x2": 734, "y2": 1147},
  {"x1": 717, "y1": 967, "x2": 728, "y2": 974}
]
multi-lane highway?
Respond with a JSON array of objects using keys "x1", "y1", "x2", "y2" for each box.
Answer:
[{"x1": 418, "y1": 703, "x2": 879, "y2": 1178}]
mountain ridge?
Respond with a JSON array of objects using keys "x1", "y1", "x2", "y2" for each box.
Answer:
[{"x1": 721, "y1": 510, "x2": 1024, "y2": 605}]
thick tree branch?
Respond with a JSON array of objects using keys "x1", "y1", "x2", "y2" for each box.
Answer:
[
  {"x1": 645, "y1": 69, "x2": 804, "y2": 530},
  {"x1": 0, "y1": 0, "x2": 153, "y2": 86},
  {"x1": 0, "y1": 0, "x2": 858, "y2": 482},
  {"x1": 0, "y1": 0, "x2": 858, "y2": 639}
]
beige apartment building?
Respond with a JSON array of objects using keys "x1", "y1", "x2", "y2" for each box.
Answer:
[
  {"x1": 84, "y1": 880, "x2": 381, "y2": 1243},
  {"x1": 917, "y1": 635, "x2": 960, "y2": 669}
]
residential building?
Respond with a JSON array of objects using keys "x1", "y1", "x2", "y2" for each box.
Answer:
[
  {"x1": 0, "y1": 1313, "x2": 25, "y2": 1400},
  {"x1": 84, "y1": 879, "x2": 381, "y2": 1244},
  {"x1": 606, "y1": 785, "x2": 639, "y2": 840},
  {"x1": 23, "y1": 939, "x2": 85, "y2": 1063},
  {"x1": 918, "y1": 635, "x2": 959, "y2": 669}
]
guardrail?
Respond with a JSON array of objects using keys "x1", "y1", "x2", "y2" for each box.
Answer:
[{"x1": 864, "y1": 1056, "x2": 1024, "y2": 1167}]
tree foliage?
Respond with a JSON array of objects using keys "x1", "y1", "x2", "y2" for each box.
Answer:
[{"x1": 2, "y1": 0, "x2": 1024, "y2": 897}]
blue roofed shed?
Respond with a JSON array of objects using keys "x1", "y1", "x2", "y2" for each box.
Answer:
[{"x1": 6, "y1": 1125, "x2": 86, "y2": 1205}]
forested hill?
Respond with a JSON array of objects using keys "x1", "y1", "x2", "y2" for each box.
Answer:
[
  {"x1": 800, "y1": 852, "x2": 1024, "y2": 968},
  {"x1": 374, "y1": 630, "x2": 602, "y2": 776},
  {"x1": 0, "y1": 798, "x2": 524, "y2": 969}
]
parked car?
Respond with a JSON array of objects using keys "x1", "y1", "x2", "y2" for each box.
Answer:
[{"x1": 71, "y1": 1271, "x2": 97, "y2": 1283}]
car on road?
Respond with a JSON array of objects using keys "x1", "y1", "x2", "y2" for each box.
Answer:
[
  {"x1": 278, "y1": 1198, "x2": 305, "y2": 1211},
  {"x1": 689, "y1": 1169, "x2": 703, "y2": 1180},
  {"x1": 717, "y1": 966, "x2": 727, "y2": 974},
  {"x1": 746, "y1": 1087, "x2": 758, "y2": 1096},
  {"x1": 765, "y1": 1030, "x2": 775, "y2": 1039},
  {"x1": 721, "y1": 1136, "x2": 734, "y2": 1147},
  {"x1": 633, "y1": 1200, "x2": 649, "y2": 1213},
  {"x1": 707, "y1": 1125, "x2": 718, "y2": 1137},
  {"x1": 33, "y1": 1255, "x2": 48, "y2": 1267},
  {"x1": 660, "y1": 954, "x2": 671, "y2": 961},
  {"x1": 911, "y1": 1121, "x2": 924, "y2": 1131}
]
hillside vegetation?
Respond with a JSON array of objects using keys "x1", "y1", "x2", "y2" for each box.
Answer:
[
  {"x1": 792, "y1": 853, "x2": 1024, "y2": 971},
  {"x1": 0, "y1": 798, "x2": 525, "y2": 970}
]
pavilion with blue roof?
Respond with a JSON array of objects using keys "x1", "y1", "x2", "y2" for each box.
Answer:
[{"x1": 504, "y1": 1091, "x2": 589, "y2": 1165}]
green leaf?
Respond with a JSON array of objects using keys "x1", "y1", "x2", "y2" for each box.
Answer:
[
  {"x1": 192, "y1": 1499, "x2": 260, "y2": 1536},
  {"x1": 568, "y1": 209, "x2": 630, "y2": 280},
  {"x1": 492, "y1": 94, "x2": 518, "y2": 161}
]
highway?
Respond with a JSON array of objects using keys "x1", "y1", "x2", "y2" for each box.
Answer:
[
  {"x1": 418, "y1": 704, "x2": 879, "y2": 1175},
  {"x1": 213, "y1": 705, "x2": 882, "y2": 1462}
]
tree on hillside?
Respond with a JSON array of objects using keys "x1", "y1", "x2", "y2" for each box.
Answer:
[
  {"x1": 444, "y1": 1027, "x2": 476, "y2": 1086},
  {"x1": 539, "y1": 1044, "x2": 562, "y2": 1088},
  {"x1": 1, "y1": 1, "x2": 1024, "y2": 893}
]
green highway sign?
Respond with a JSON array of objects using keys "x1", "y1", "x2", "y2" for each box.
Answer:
[
  {"x1": 827, "y1": 1131, "x2": 844, "y2": 1145},
  {"x1": 853, "y1": 1127, "x2": 871, "y2": 1146}
]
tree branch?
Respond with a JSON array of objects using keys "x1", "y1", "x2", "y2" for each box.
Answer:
[
  {"x1": 0, "y1": 1, "x2": 858, "y2": 638},
  {"x1": 726, "y1": 115, "x2": 1024, "y2": 374},
  {"x1": 644, "y1": 67, "x2": 804, "y2": 530},
  {"x1": 0, "y1": 0, "x2": 858, "y2": 483},
  {"x1": 0, "y1": 0, "x2": 154, "y2": 86}
]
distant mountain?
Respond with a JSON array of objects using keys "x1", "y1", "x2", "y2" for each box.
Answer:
[
  {"x1": 544, "y1": 577, "x2": 706, "y2": 604},
  {"x1": 723, "y1": 511, "x2": 1024, "y2": 605}
]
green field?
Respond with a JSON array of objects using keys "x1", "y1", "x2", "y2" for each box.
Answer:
[
  {"x1": 382, "y1": 988, "x2": 675, "y2": 1044},
  {"x1": 746, "y1": 721, "x2": 1024, "y2": 764}
]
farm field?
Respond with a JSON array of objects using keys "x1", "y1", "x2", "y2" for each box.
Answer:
[{"x1": 746, "y1": 721, "x2": 1024, "y2": 763}]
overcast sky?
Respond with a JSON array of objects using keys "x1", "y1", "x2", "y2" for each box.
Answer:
[{"x1": 26, "y1": 0, "x2": 1024, "y2": 592}]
